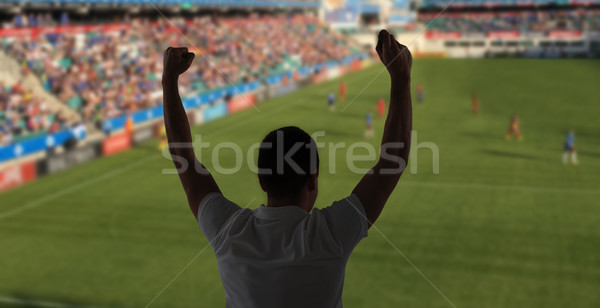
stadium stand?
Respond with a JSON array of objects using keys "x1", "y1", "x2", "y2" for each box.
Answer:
[
  {"x1": 419, "y1": 9, "x2": 600, "y2": 33},
  {"x1": 2, "y1": 12, "x2": 70, "y2": 28},
  {"x1": 0, "y1": 10, "x2": 366, "y2": 169},
  {"x1": 0, "y1": 80, "x2": 69, "y2": 146},
  {"x1": 404, "y1": 0, "x2": 600, "y2": 59},
  {"x1": 419, "y1": 0, "x2": 600, "y2": 8},
  {"x1": 0, "y1": 0, "x2": 320, "y2": 8},
  {"x1": 1, "y1": 15, "x2": 361, "y2": 133}
]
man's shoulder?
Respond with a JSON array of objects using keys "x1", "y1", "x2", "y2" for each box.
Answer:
[
  {"x1": 197, "y1": 193, "x2": 248, "y2": 246},
  {"x1": 310, "y1": 194, "x2": 368, "y2": 251},
  {"x1": 199, "y1": 193, "x2": 251, "y2": 221},
  {"x1": 313, "y1": 194, "x2": 364, "y2": 215}
]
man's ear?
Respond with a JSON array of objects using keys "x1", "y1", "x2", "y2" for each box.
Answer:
[{"x1": 258, "y1": 175, "x2": 267, "y2": 192}]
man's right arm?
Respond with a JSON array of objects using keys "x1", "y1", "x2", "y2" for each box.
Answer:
[
  {"x1": 162, "y1": 47, "x2": 221, "y2": 219},
  {"x1": 352, "y1": 30, "x2": 413, "y2": 228}
]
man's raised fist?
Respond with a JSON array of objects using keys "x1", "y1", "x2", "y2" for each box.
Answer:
[
  {"x1": 375, "y1": 30, "x2": 412, "y2": 82},
  {"x1": 163, "y1": 47, "x2": 195, "y2": 77}
]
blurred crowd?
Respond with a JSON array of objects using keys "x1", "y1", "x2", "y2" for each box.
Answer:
[
  {"x1": 0, "y1": 81, "x2": 72, "y2": 146},
  {"x1": 3, "y1": 12, "x2": 70, "y2": 28},
  {"x1": 2, "y1": 15, "x2": 358, "y2": 138},
  {"x1": 419, "y1": 9, "x2": 600, "y2": 33}
]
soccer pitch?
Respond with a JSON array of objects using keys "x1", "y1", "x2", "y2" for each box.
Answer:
[{"x1": 1, "y1": 59, "x2": 599, "y2": 308}]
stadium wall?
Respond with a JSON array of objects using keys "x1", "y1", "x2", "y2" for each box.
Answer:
[
  {"x1": 413, "y1": 31, "x2": 600, "y2": 58},
  {"x1": 0, "y1": 160, "x2": 37, "y2": 192},
  {"x1": 0, "y1": 130, "x2": 87, "y2": 163}
]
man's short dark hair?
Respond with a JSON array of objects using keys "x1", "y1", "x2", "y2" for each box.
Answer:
[{"x1": 257, "y1": 126, "x2": 319, "y2": 197}]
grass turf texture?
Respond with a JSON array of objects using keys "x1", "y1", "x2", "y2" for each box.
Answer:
[{"x1": 1, "y1": 59, "x2": 599, "y2": 308}]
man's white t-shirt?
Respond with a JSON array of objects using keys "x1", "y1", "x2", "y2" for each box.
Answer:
[{"x1": 197, "y1": 193, "x2": 369, "y2": 308}]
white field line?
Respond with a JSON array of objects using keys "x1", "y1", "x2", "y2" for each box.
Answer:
[
  {"x1": 0, "y1": 296, "x2": 110, "y2": 308},
  {"x1": 402, "y1": 180, "x2": 600, "y2": 195},
  {"x1": 0, "y1": 156, "x2": 156, "y2": 221},
  {"x1": 0, "y1": 97, "x2": 306, "y2": 221},
  {"x1": 2, "y1": 152, "x2": 594, "y2": 221}
]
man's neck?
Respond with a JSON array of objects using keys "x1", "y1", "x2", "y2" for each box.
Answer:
[{"x1": 267, "y1": 195, "x2": 311, "y2": 213}]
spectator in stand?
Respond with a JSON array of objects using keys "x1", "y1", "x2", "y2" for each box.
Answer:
[
  {"x1": 0, "y1": 131, "x2": 8, "y2": 147},
  {"x1": 60, "y1": 12, "x2": 69, "y2": 26},
  {"x1": 0, "y1": 80, "x2": 66, "y2": 146},
  {"x1": 8, "y1": 12, "x2": 57, "y2": 28}
]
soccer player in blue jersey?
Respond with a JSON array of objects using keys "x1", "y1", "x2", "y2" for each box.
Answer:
[
  {"x1": 327, "y1": 92, "x2": 335, "y2": 112},
  {"x1": 563, "y1": 129, "x2": 578, "y2": 165},
  {"x1": 365, "y1": 111, "x2": 374, "y2": 138},
  {"x1": 416, "y1": 84, "x2": 424, "y2": 103}
]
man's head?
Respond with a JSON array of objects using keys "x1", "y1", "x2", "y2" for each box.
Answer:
[{"x1": 257, "y1": 126, "x2": 319, "y2": 210}]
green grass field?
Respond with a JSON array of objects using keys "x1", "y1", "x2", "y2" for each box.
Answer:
[{"x1": 1, "y1": 59, "x2": 600, "y2": 308}]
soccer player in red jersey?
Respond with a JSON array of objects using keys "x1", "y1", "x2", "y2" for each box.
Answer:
[
  {"x1": 339, "y1": 81, "x2": 346, "y2": 101},
  {"x1": 505, "y1": 114, "x2": 522, "y2": 140},
  {"x1": 471, "y1": 94, "x2": 479, "y2": 114},
  {"x1": 377, "y1": 97, "x2": 386, "y2": 118}
]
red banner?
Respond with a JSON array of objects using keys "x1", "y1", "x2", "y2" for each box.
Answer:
[
  {"x1": 487, "y1": 31, "x2": 520, "y2": 39},
  {"x1": 0, "y1": 161, "x2": 37, "y2": 192},
  {"x1": 0, "y1": 24, "x2": 130, "y2": 38},
  {"x1": 548, "y1": 30, "x2": 582, "y2": 38},
  {"x1": 425, "y1": 31, "x2": 461, "y2": 39},
  {"x1": 350, "y1": 58, "x2": 362, "y2": 72},
  {"x1": 311, "y1": 69, "x2": 328, "y2": 84},
  {"x1": 0, "y1": 28, "x2": 35, "y2": 37},
  {"x1": 102, "y1": 132, "x2": 131, "y2": 156},
  {"x1": 339, "y1": 66, "x2": 349, "y2": 75},
  {"x1": 227, "y1": 93, "x2": 257, "y2": 113}
]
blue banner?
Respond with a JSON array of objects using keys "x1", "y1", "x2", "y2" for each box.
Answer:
[
  {"x1": 203, "y1": 103, "x2": 228, "y2": 122},
  {"x1": 102, "y1": 81, "x2": 260, "y2": 133},
  {"x1": 266, "y1": 74, "x2": 284, "y2": 85},
  {"x1": 324, "y1": 0, "x2": 360, "y2": 23},
  {"x1": 0, "y1": 130, "x2": 84, "y2": 163}
]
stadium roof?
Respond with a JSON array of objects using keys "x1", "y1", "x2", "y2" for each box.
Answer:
[
  {"x1": 419, "y1": 0, "x2": 600, "y2": 8},
  {"x1": 0, "y1": 0, "x2": 321, "y2": 8}
]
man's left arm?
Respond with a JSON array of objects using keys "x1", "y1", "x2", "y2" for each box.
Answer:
[{"x1": 162, "y1": 47, "x2": 221, "y2": 219}]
